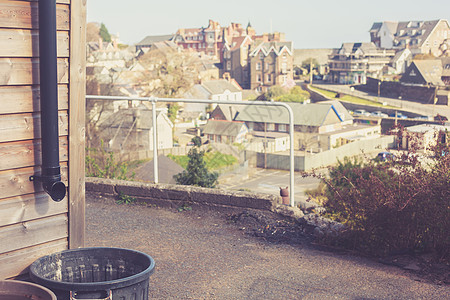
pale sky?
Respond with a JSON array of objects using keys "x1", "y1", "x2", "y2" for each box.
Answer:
[{"x1": 87, "y1": 0, "x2": 450, "y2": 49}]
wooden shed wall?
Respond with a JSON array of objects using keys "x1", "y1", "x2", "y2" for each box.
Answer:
[{"x1": 0, "y1": 0, "x2": 86, "y2": 279}]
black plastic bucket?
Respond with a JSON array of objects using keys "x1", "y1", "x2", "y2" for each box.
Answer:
[
  {"x1": 0, "y1": 280, "x2": 57, "y2": 300},
  {"x1": 29, "y1": 247, "x2": 155, "y2": 300}
]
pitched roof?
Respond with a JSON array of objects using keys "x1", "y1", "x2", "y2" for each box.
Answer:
[
  {"x1": 391, "y1": 48, "x2": 412, "y2": 63},
  {"x1": 202, "y1": 79, "x2": 242, "y2": 95},
  {"x1": 183, "y1": 85, "x2": 211, "y2": 99},
  {"x1": 136, "y1": 35, "x2": 174, "y2": 46},
  {"x1": 249, "y1": 41, "x2": 293, "y2": 57},
  {"x1": 369, "y1": 22, "x2": 383, "y2": 32},
  {"x1": 230, "y1": 36, "x2": 252, "y2": 51},
  {"x1": 378, "y1": 19, "x2": 450, "y2": 48},
  {"x1": 318, "y1": 100, "x2": 354, "y2": 122},
  {"x1": 211, "y1": 104, "x2": 239, "y2": 121},
  {"x1": 202, "y1": 120, "x2": 247, "y2": 137},
  {"x1": 413, "y1": 60, "x2": 444, "y2": 85},
  {"x1": 234, "y1": 102, "x2": 343, "y2": 127}
]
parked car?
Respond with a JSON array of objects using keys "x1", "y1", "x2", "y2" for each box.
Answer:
[
  {"x1": 353, "y1": 109, "x2": 371, "y2": 117},
  {"x1": 371, "y1": 111, "x2": 388, "y2": 118},
  {"x1": 413, "y1": 115, "x2": 431, "y2": 120},
  {"x1": 389, "y1": 112, "x2": 408, "y2": 119},
  {"x1": 376, "y1": 151, "x2": 393, "y2": 162},
  {"x1": 434, "y1": 114, "x2": 448, "y2": 122}
]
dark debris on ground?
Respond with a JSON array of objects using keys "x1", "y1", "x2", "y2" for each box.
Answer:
[{"x1": 227, "y1": 209, "x2": 450, "y2": 285}]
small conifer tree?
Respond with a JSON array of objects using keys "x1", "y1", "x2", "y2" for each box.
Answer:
[{"x1": 174, "y1": 137, "x2": 218, "y2": 188}]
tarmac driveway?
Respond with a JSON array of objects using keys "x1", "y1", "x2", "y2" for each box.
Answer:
[{"x1": 85, "y1": 194, "x2": 449, "y2": 299}]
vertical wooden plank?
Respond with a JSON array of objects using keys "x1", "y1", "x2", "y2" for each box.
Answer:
[{"x1": 68, "y1": 0, "x2": 86, "y2": 249}]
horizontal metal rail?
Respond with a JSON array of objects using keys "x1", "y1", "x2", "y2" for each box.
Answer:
[{"x1": 86, "y1": 95, "x2": 296, "y2": 207}]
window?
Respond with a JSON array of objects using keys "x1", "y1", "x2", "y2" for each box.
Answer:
[
  {"x1": 256, "y1": 74, "x2": 262, "y2": 82},
  {"x1": 281, "y1": 62, "x2": 287, "y2": 73},
  {"x1": 265, "y1": 63, "x2": 269, "y2": 70},
  {"x1": 227, "y1": 61, "x2": 231, "y2": 70},
  {"x1": 267, "y1": 73, "x2": 272, "y2": 83},
  {"x1": 259, "y1": 52, "x2": 264, "y2": 59},
  {"x1": 267, "y1": 123, "x2": 275, "y2": 131},
  {"x1": 279, "y1": 124, "x2": 287, "y2": 132},
  {"x1": 256, "y1": 62, "x2": 261, "y2": 70}
]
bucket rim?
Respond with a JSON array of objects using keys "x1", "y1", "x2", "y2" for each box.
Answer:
[
  {"x1": 29, "y1": 247, "x2": 155, "y2": 292},
  {"x1": 0, "y1": 280, "x2": 57, "y2": 299}
]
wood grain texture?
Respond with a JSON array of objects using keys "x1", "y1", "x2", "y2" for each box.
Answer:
[
  {"x1": 0, "y1": 164, "x2": 68, "y2": 201},
  {"x1": 0, "y1": 29, "x2": 69, "y2": 57},
  {"x1": 0, "y1": 214, "x2": 68, "y2": 254},
  {"x1": 0, "y1": 111, "x2": 68, "y2": 143},
  {"x1": 16, "y1": 0, "x2": 69, "y2": 4},
  {"x1": 0, "y1": 137, "x2": 68, "y2": 171},
  {"x1": 0, "y1": 58, "x2": 68, "y2": 85},
  {"x1": 0, "y1": 85, "x2": 68, "y2": 115},
  {"x1": 0, "y1": 238, "x2": 68, "y2": 279},
  {"x1": 68, "y1": 0, "x2": 86, "y2": 249},
  {"x1": 0, "y1": 1, "x2": 69, "y2": 30},
  {"x1": 0, "y1": 192, "x2": 68, "y2": 227}
]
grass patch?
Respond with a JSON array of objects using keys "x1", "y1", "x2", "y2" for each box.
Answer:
[
  {"x1": 168, "y1": 151, "x2": 238, "y2": 170},
  {"x1": 310, "y1": 86, "x2": 396, "y2": 108}
]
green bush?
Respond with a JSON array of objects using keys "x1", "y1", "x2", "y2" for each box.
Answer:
[{"x1": 85, "y1": 140, "x2": 134, "y2": 180}]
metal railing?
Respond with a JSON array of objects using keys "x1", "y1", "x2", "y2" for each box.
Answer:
[{"x1": 86, "y1": 95, "x2": 296, "y2": 207}]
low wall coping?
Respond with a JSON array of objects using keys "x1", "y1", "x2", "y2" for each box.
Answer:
[{"x1": 86, "y1": 177, "x2": 280, "y2": 212}]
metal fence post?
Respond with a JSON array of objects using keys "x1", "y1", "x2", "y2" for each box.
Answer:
[{"x1": 150, "y1": 96, "x2": 159, "y2": 184}]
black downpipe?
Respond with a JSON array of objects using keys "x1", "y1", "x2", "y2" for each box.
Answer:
[{"x1": 30, "y1": 0, "x2": 66, "y2": 201}]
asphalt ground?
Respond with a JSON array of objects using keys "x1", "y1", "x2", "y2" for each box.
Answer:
[
  {"x1": 218, "y1": 168, "x2": 321, "y2": 205},
  {"x1": 85, "y1": 193, "x2": 449, "y2": 299}
]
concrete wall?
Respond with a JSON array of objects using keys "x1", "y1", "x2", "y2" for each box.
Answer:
[
  {"x1": 357, "y1": 77, "x2": 436, "y2": 104},
  {"x1": 256, "y1": 136, "x2": 396, "y2": 171},
  {"x1": 86, "y1": 177, "x2": 279, "y2": 212}
]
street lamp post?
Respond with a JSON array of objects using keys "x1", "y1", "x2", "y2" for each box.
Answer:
[{"x1": 377, "y1": 80, "x2": 381, "y2": 103}]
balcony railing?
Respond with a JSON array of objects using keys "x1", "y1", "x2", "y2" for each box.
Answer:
[{"x1": 86, "y1": 95, "x2": 297, "y2": 207}]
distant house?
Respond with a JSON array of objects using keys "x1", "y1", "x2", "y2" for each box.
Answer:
[
  {"x1": 86, "y1": 41, "x2": 134, "y2": 69},
  {"x1": 96, "y1": 105, "x2": 174, "y2": 152},
  {"x1": 209, "y1": 104, "x2": 239, "y2": 121},
  {"x1": 328, "y1": 42, "x2": 396, "y2": 84},
  {"x1": 183, "y1": 79, "x2": 243, "y2": 113},
  {"x1": 202, "y1": 120, "x2": 248, "y2": 144},
  {"x1": 173, "y1": 19, "x2": 223, "y2": 57},
  {"x1": 400, "y1": 60, "x2": 444, "y2": 86},
  {"x1": 234, "y1": 102, "x2": 361, "y2": 150},
  {"x1": 390, "y1": 48, "x2": 412, "y2": 74},
  {"x1": 222, "y1": 35, "x2": 253, "y2": 89},
  {"x1": 249, "y1": 40, "x2": 294, "y2": 92},
  {"x1": 400, "y1": 124, "x2": 450, "y2": 152},
  {"x1": 250, "y1": 131, "x2": 290, "y2": 152},
  {"x1": 369, "y1": 19, "x2": 450, "y2": 57},
  {"x1": 135, "y1": 34, "x2": 175, "y2": 53}
]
